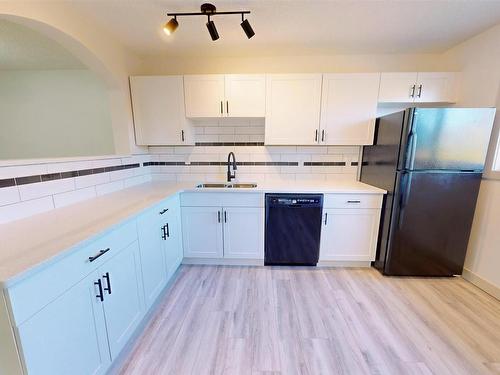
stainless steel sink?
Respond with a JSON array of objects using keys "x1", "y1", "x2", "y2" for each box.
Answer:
[{"x1": 196, "y1": 183, "x2": 257, "y2": 189}]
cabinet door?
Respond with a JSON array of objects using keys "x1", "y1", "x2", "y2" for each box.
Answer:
[
  {"x1": 378, "y1": 72, "x2": 418, "y2": 103},
  {"x1": 181, "y1": 207, "x2": 223, "y2": 258},
  {"x1": 99, "y1": 241, "x2": 144, "y2": 359},
  {"x1": 225, "y1": 74, "x2": 265, "y2": 117},
  {"x1": 265, "y1": 74, "x2": 322, "y2": 145},
  {"x1": 320, "y1": 73, "x2": 380, "y2": 145},
  {"x1": 17, "y1": 271, "x2": 110, "y2": 375},
  {"x1": 129, "y1": 76, "x2": 192, "y2": 145},
  {"x1": 320, "y1": 209, "x2": 381, "y2": 261},
  {"x1": 136, "y1": 205, "x2": 167, "y2": 309},
  {"x1": 184, "y1": 75, "x2": 225, "y2": 117},
  {"x1": 223, "y1": 207, "x2": 264, "y2": 259},
  {"x1": 414, "y1": 72, "x2": 457, "y2": 103},
  {"x1": 162, "y1": 204, "x2": 184, "y2": 278}
]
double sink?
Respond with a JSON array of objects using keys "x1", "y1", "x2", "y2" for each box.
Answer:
[{"x1": 196, "y1": 183, "x2": 258, "y2": 189}]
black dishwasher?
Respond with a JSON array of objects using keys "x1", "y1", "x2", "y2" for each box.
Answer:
[{"x1": 265, "y1": 193, "x2": 323, "y2": 266}]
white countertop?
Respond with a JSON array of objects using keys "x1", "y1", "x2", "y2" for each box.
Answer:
[{"x1": 0, "y1": 180, "x2": 384, "y2": 286}]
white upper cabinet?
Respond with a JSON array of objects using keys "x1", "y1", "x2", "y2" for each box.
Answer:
[
  {"x1": 378, "y1": 72, "x2": 419, "y2": 102},
  {"x1": 224, "y1": 74, "x2": 266, "y2": 117},
  {"x1": 129, "y1": 76, "x2": 193, "y2": 146},
  {"x1": 184, "y1": 75, "x2": 225, "y2": 117},
  {"x1": 265, "y1": 74, "x2": 323, "y2": 145},
  {"x1": 414, "y1": 72, "x2": 457, "y2": 103},
  {"x1": 184, "y1": 74, "x2": 265, "y2": 118},
  {"x1": 378, "y1": 72, "x2": 457, "y2": 103},
  {"x1": 320, "y1": 73, "x2": 380, "y2": 145}
]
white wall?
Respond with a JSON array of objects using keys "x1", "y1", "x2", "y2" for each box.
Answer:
[
  {"x1": 137, "y1": 53, "x2": 447, "y2": 75},
  {"x1": 442, "y1": 24, "x2": 500, "y2": 298},
  {"x1": 0, "y1": 69, "x2": 115, "y2": 159},
  {"x1": 0, "y1": 1, "x2": 144, "y2": 155}
]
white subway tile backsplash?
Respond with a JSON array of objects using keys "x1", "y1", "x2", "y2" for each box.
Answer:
[
  {"x1": 75, "y1": 173, "x2": 110, "y2": 189},
  {"x1": 0, "y1": 164, "x2": 48, "y2": 179},
  {"x1": 95, "y1": 180, "x2": 124, "y2": 196},
  {"x1": 0, "y1": 196, "x2": 54, "y2": 224},
  {"x1": 53, "y1": 187, "x2": 96, "y2": 208},
  {"x1": 46, "y1": 160, "x2": 92, "y2": 174},
  {"x1": 0, "y1": 186, "x2": 20, "y2": 206},
  {"x1": 18, "y1": 178, "x2": 75, "y2": 201}
]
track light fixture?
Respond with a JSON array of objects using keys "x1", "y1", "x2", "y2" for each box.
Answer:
[
  {"x1": 163, "y1": 16, "x2": 178, "y2": 36},
  {"x1": 164, "y1": 3, "x2": 255, "y2": 41}
]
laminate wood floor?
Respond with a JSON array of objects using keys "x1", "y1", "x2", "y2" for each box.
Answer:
[{"x1": 119, "y1": 265, "x2": 500, "y2": 375}]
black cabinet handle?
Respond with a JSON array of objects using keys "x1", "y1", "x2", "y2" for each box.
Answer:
[
  {"x1": 181, "y1": 130, "x2": 185, "y2": 142},
  {"x1": 347, "y1": 200, "x2": 361, "y2": 204},
  {"x1": 166, "y1": 223, "x2": 170, "y2": 238},
  {"x1": 159, "y1": 208, "x2": 168, "y2": 215},
  {"x1": 220, "y1": 101, "x2": 223, "y2": 114},
  {"x1": 226, "y1": 101, "x2": 229, "y2": 115},
  {"x1": 94, "y1": 279, "x2": 104, "y2": 302},
  {"x1": 217, "y1": 211, "x2": 221, "y2": 223},
  {"x1": 321, "y1": 130, "x2": 325, "y2": 142},
  {"x1": 224, "y1": 211, "x2": 227, "y2": 223},
  {"x1": 103, "y1": 272, "x2": 112, "y2": 295},
  {"x1": 410, "y1": 85, "x2": 416, "y2": 98},
  {"x1": 417, "y1": 84, "x2": 423, "y2": 98},
  {"x1": 315, "y1": 129, "x2": 318, "y2": 142},
  {"x1": 161, "y1": 225, "x2": 167, "y2": 240},
  {"x1": 324, "y1": 212, "x2": 328, "y2": 225},
  {"x1": 89, "y1": 248, "x2": 110, "y2": 262}
]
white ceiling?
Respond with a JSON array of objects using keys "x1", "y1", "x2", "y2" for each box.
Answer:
[
  {"x1": 70, "y1": 0, "x2": 500, "y2": 58},
  {"x1": 0, "y1": 20, "x2": 85, "y2": 70}
]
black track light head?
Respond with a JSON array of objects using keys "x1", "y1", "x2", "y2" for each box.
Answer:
[
  {"x1": 163, "y1": 17, "x2": 178, "y2": 35},
  {"x1": 206, "y1": 16, "x2": 219, "y2": 41},
  {"x1": 240, "y1": 17, "x2": 255, "y2": 39}
]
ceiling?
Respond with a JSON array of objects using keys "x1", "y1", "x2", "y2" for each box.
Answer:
[
  {"x1": 70, "y1": 0, "x2": 500, "y2": 58},
  {"x1": 0, "y1": 20, "x2": 85, "y2": 70}
]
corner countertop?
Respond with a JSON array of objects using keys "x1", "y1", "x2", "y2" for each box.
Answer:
[{"x1": 0, "y1": 180, "x2": 385, "y2": 286}]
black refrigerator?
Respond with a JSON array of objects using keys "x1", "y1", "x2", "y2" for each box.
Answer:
[{"x1": 361, "y1": 108, "x2": 496, "y2": 276}]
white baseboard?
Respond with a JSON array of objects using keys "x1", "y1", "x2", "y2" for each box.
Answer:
[
  {"x1": 182, "y1": 258, "x2": 264, "y2": 266},
  {"x1": 462, "y1": 268, "x2": 500, "y2": 301},
  {"x1": 317, "y1": 260, "x2": 372, "y2": 267},
  {"x1": 183, "y1": 258, "x2": 371, "y2": 268}
]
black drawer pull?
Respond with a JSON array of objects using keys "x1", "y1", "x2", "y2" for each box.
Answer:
[
  {"x1": 89, "y1": 248, "x2": 110, "y2": 262},
  {"x1": 159, "y1": 208, "x2": 168, "y2": 215},
  {"x1": 166, "y1": 223, "x2": 170, "y2": 238},
  {"x1": 324, "y1": 212, "x2": 328, "y2": 225},
  {"x1": 347, "y1": 200, "x2": 361, "y2": 204},
  {"x1": 94, "y1": 279, "x2": 104, "y2": 302},
  {"x1": 103, "y1": 272, "x2": 112, "y2": 295},
  {"x1": 161, "y1": 225, "x2": 167, "y2": 240},
  {"x1": 224, "y1": 211, "x2": 227, "y2": 223}
]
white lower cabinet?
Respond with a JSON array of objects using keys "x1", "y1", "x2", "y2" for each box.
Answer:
[
  {"x1": 181, "y1": 196, "x2": 264, "y2": 260},
  {"x1": 182, "y1": 206, "x2": 224, "y2": 258},
  {"x1": 17, "y1": 271, "x2": 110, "y2": 375},
  {"x1": 98, "y1": 241, "x2": 144, "y2": 359},
  {"x1": 320, "y1": 208, "x2": 381, "y2": 261},
  {"x1": 223, "y1": 207, "x2": 264, "y2": 259},
  {"x1": 162, "y1": 204, "x2": 184, "y2": 278},
  {"x1": 4, "y1": 196, "x2": 185, "y2": 375}
]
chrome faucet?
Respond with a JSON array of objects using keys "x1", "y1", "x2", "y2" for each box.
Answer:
[{"x1": 227, "y1": 152, "x2": 237, "y2": 182}]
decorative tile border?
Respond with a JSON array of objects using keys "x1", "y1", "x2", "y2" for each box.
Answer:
[
  {"x1": 194, "y1": 142, "x2": 265, "y2": 146},
  {"x1": 0, "y1": 163, "x2": 140, "y2": 189},
  {"x1": 304, "y1": 162, "x2": 347, "y2": 166},
  {"x1": 143, "y1": 161, "x2": 299, "y2": 167}
]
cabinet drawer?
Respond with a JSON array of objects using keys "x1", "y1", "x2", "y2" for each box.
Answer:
[
  {"x1": 7, "y1": 220, "x2": 137, "y2": 326},
  {"x1": 323, "y1": 194, "x2": 383, "y2": 209},
  {"x1": 181, "y1": 192, "x2": 263, "y2": 207}
]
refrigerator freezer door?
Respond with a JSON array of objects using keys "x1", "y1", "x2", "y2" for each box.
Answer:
[
  {"x1": 360, "y1": 110, "x2": 408, "y2": 269},
  {"x1": 403, "y1": 108, "x2": 496, "y2": 171},
  {"x1": 384, "y1": 171, "x2": 482, "y2": 276}
]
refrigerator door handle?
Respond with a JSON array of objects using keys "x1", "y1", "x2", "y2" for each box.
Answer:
[
  {"x1": 404, "y1": 132, "x2": 418, "y2": 170},
  {"x1": 398, "y1": 172, "x2": 412, "y2": 229}
]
